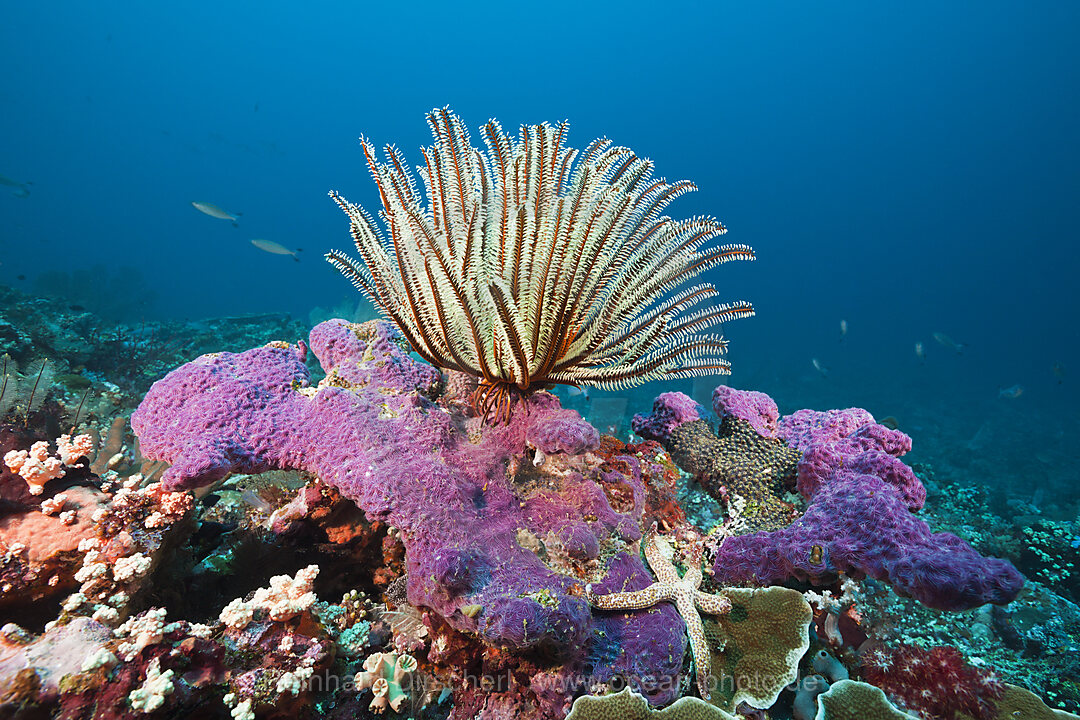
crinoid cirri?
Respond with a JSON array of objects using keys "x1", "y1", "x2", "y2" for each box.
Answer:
[{"x1": 327, "y1": 108, "x2": 754, "y2": 422}]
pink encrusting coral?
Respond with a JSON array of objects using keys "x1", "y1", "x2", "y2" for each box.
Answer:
[{"x1": 131, "y1": 319, "x2": 687, "y2": 708}]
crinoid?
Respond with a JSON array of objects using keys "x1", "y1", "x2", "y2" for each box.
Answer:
[{"x1": 327, "y1": 108, "x2": 754, "y2": 422}]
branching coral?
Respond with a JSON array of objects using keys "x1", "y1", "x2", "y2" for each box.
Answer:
[
  {"x1": 327, "y1": 108, "x2": 754, "y2": 421},
  {"x1": 3, "y1": 434, "x2": 93, "y2": 494}
]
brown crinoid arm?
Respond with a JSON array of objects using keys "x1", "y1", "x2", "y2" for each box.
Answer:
[
  {"x1": 326, "y1": 108, "x2": 755, "y2": 422},
  {"x1": 469, "y1": 379, "x2": 531, "y2": 425}
]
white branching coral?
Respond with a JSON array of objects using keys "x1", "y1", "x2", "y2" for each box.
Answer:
[
  {"x1": 3, "y1": 435, "x2": 94, "y2": 495},
  {"x1": 328, "y1": 108, "x2": 754, "y2": 421},
  {"x1": 116, "y1": 608, "x2": 168, "y2": 661},
  {"x1": 128, "y1": 658, "x2": 175, "y2": 713},
  {"x1": 113, "y1": 553, "x2": 152, "y2": 582},
  {"x1": 219, "y1": 565, "x2": 320, "y2": 629}
]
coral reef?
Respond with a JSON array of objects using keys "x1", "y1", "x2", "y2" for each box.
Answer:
[
  {"x1": 702, "y1": 586, "x2": 811, "y2": 714},
  {"x1": 814, "y1": 679, "x2": 916, "y2": 719},
  {"x1": 634, "y1": 386, "x2": 1024, "y2": 611},
  {"x1": 132, "y1": 318, "x2": 688, "y2": 709},
  {"x1": 564, "y1": 686, "x2": 738, "y2": 720},
  {"x1": 353, "y1": 651, "x2": 417, "y2": 713},
  {"x1": 4, "y1": 434, "x2": 93, "y2": 494},
  {"x1": 1, "y1": 280, "x2": 1073, "y2": 720},
  {"x1": 585, "y1": 532, "x2": 732, "y2": 700}
]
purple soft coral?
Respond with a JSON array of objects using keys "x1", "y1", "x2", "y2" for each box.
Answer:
[
  {"x1": 630, "y1": 392, "x2": 703, "y2": 441},
  {"x1": 712, "y1": 385, "x2": 779, "y2": 438},
  {"x1": 132, "y1": 320, "x2": 685, "y2": 705}
]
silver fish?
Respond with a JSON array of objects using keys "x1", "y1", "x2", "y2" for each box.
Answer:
[
  {"x1": 932, "y1": 332, "x2": 964, "y2": 354},
  {"x1": 0, "y1": 174, "x2": 31, "y2": 197},
  {"x1": 998, "y1": 384, "x2": 1023, "y2": 399},
  {"x1": 251, "y1": 239, "x2": 301, "y2": 261},
  {"x1": 811, "y1": 358, "x2": 829, "y2": 376},
  {"x1": 839, "y1": 319, "x2": 847, "y2": 339},
  {"x1": 565, "y1": 385, "x2": 590, "y2": 400},
  {"x1": 191, "y1": 201, "x2": 240, "y2": 226},
  {"x1": 914, "y1": 342, "x2": 925, "y2": 361}
]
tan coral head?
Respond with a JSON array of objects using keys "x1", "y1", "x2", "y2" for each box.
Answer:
[{"x1": 369, "y1": 677, "x2": 389, "y2": 712}]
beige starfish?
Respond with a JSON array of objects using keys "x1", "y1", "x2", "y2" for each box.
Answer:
[{"x1": 585, "y1": 532, "x2": 732, "y2": 700}]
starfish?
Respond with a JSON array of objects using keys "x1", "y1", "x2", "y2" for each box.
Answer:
[{"x1": 585, "y1": 532, "x2": 732, "y2": 700}]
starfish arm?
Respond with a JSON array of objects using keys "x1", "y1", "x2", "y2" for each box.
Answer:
[
  {"x1": 586, "y1": 582, "x2": 672, "y2": 610},
  {"x1": 682, "y1": 565, "x2": 703, "y2": 589},
  {"x1": 695, "y1": 590, "x2": 733, "y2": 616},
  {"x1": 643, "y1": 535, "x2": 681, "y2": 584},
  {"x1": 677, "y1": 594, "x2": 714, "y2": 701}
]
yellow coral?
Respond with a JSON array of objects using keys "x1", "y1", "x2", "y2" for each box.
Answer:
[
  {"x1": 957, "y1": 683, "x2": 1080, "y2": 720},
  {"x1": 565, "y1": 687, "x2": 738, "y2": 720},
  {"x1": 702, "y1": 585, "x2": 812, "y2": 713},
  {"x1": 815, "y1": 680, "x2": 916, "y2": 720}
]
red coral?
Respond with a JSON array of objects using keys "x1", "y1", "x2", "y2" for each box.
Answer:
[
  {"x1": 860, "y1": 644, "x2": 1004, "y2": 720},
  {"x1": 597, "y1": 437, "x2": 686, "y2": 531}
]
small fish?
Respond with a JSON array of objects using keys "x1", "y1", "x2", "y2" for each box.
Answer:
[
  {"x1": 914, "y1": 342, "x2": 925, "y2": 361},
  {"x1": 0, "y1": 173, "x2": 32, "y2": 197},
  {"x1": 998, "y1": 384, "x2": 1023, "y2": 399},
  {"x1": 251, "y1": 238, "x2": 302, "y2": 261},
  {"x1": 811, "y1": 358, "x2": 829, "y2": 376},
  {"x1": 0, "y1": 173, "x2": 28, "y2": 187},
  {"x1": 191, "y1": 201, "x2": 240, "y2": 226},
  {"x1": 1053, "y1": 362, "x2": 1065, "y2": 384},
  {"x1": 239, "y1": 487, "x2": 272, "y2": 513},
  {"x1": 566, "y1": 385, "x2": 590, "y2": 400},
  {"x1": 880, "y1": 416, "x2": 900, "y2": 430},
  {"x1": 839, "y1": 319, "x2": 847, "y2": 340},
  {"x1": 932, "y1": 332, "x2": 965, "y2": 354}
]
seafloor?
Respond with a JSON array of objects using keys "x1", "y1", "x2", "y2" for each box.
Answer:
[{"x1": 0, "y1": 283, "x2": 1077, "y2": 720}]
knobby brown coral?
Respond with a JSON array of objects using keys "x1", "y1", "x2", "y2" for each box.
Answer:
[{"x1": 327, "y1": 108, "x2": 754, "y2": 420}]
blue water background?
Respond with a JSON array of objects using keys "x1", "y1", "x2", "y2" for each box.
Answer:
[{"x1": 2, "y1": 3, "x2": 1077, "y2": 506}]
